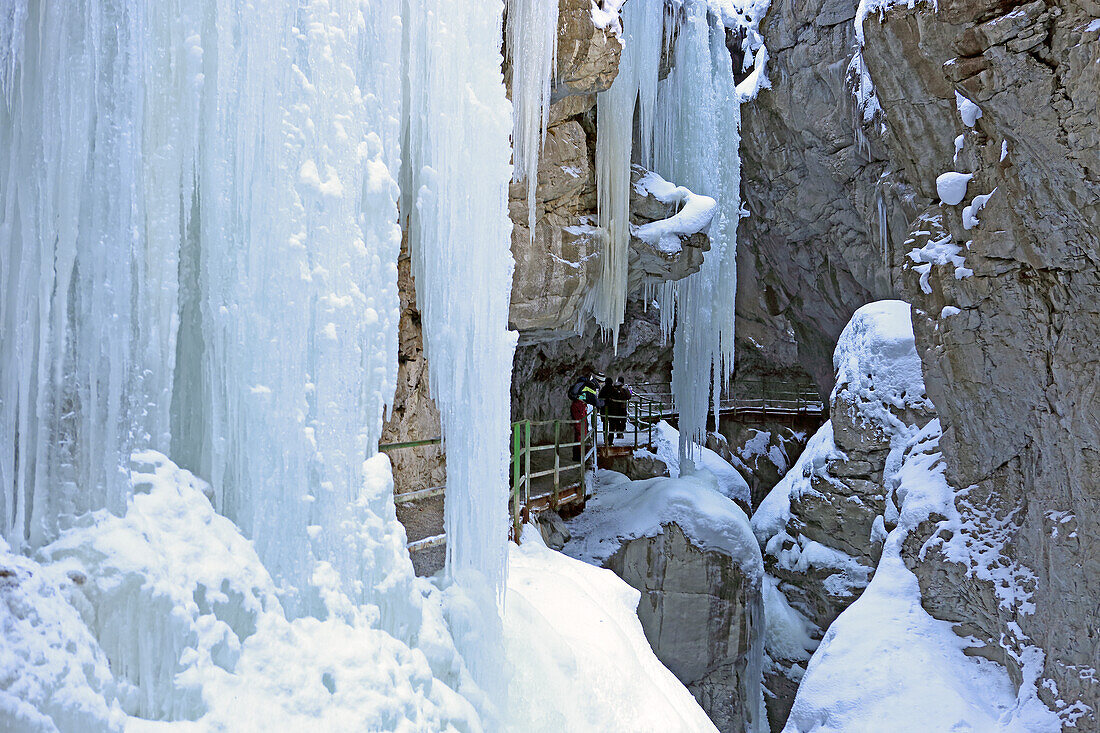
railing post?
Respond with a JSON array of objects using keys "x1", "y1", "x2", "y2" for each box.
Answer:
[
  {"x1": 511, "y1": 422, "x2": 521, "y2": 540},
  {"x1": 632, "y1": 400, "x2": 638, "y2": 448},
  {"x1": 524, "y1": 420, "x2": 532, "y2": 505},
  {"x1": 552, "y1": 420, "x2": 561, "y2": 509}
]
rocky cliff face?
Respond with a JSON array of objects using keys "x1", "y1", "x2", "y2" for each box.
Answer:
[
  {"x1": 858, "y1": 0, "x2": 1100, "y2": 722},
  {"x1": 607, "y1": 523, "x2": 764, "y2": 733},
  {"x1": 736, "y1": 0, "x2": 925, "y2": 393}
]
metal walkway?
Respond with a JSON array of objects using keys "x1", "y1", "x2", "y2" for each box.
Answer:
[{"x1": 381, "y1": 379, "x2": 824, "y2": 556}]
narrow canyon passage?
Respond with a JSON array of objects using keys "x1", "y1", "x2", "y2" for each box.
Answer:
[{"x1": 2, "y1": 0, "x2": 1097, "y2": 731}]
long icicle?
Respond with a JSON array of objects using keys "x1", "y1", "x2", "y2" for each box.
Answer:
[{"x1": 507, "y1": 0, "x2": 559, "y2": 237}]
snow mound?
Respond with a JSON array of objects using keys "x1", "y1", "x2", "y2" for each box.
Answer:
[
  {"x1": 504, "y1": 528, "x2": 718, "y2": 732},
  {"x1": 832, "y1": 300, "x2": 932, "y2": 428},
  {"x1": 751, "y1": 421, "x2": 840, "y2": 546},
  {"x1": 936, "y1": 171, "x2": 972, "y2": 205},
  {"x1": 10, "y1": 452, "x2": 482, "y2": 731},
  {"x1": 652, "y1": 420, "x2": 751, "y2": 505},
  {"x1": 0, "y1": 539, "x2": 124, "y2": 733},
  {"x1": 563, "y1": 470, "x2": 763, "y2": 581}
]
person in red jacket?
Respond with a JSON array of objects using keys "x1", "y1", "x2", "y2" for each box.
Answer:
[{"x1": 568, "y1": 374, "x2": 602, "y2": 460}]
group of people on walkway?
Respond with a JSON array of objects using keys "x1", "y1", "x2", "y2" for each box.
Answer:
[{"x1": 568, "y1": 372, "x2": 634, "y2": 458}]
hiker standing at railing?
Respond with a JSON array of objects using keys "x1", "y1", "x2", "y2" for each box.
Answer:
[
  {"x1": 568, "y1": 372, "x2": 602, "y2": 460},
  {"x1": 606, "y1": 376, "x2": 632, "y2": 444}
]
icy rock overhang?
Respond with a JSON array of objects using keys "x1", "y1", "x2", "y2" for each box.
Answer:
[{"x1": 627, "y1": 165, "x2": 714, "y2": 292}]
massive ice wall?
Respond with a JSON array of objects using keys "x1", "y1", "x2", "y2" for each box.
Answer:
[
  {"x1": 1, "y1": 0, "x2": 516, "y2": 723},
  {"x1": 399, "y1": 0, "x2": 518, "y2": 690}
]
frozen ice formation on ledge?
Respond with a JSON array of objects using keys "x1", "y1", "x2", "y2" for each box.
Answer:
[{"x1": 632, "y1": 170, "x2": 718, "y2": 255}]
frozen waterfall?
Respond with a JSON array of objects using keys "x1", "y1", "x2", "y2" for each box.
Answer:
[
  {"x1": 508, "y1": 0, "x2": 559, "y2": 237},
  {"x1": 2, "y1": 0, "x2": 515, "y2": 724},
  {"x1": 653, "y1": 1, "x2": 742, "y2": 463},
  {"x1": 586, "y1": 0, "x2": 666, "y2": 345},
  {"x1": 588, "y1": 0, "x2": 743, "y2": 462},
  {"x1": 401, "y1": 0, "x2": 517, "y2": 691}
]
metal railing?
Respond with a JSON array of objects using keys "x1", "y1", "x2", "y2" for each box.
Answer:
[
  {"x1": 632, "y1": 379, "x2": 824, "y2": 417},
  {"x1": 379, "y1": 412, "x2": 602, "y2": 551},
  {"x1": 509, "y1": 417, "x2": 595, "y2": 540}
]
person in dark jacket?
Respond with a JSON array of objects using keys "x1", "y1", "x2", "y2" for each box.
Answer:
[
  {"x1": 606, "y1": 377, "x2": 632, "y2": 442},
  {"x1": 598, "y1": 376, "x2": 616, "y2": 440}
]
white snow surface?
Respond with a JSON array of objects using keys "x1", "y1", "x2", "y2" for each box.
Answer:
[
  {"x1": 936, "y1": 171, "x2": 973, "y2": 205},
  {"x1": 504, "y1": 528, "x2": 718, "y2": 732},
  {"x1": 563, "y1": 469, "x2": 763, "y2": 581},
  {"x1": 0, "y1": 539, "x2": 125, "y2": 732},
  {"x1": 3, "y1": 452, "x2": 487, "y2": 732},
  {"x1": 907, "y1": 233, "x2": 972, "y2": 292},
  {"x1": 831, "y1": 300, "x2": 931, "y2": 422},
  {"x1": 783, "y1": 421, "x2": 1062, "y2": 733},
  {"x1": 963, "y1": 187, "x2": 997, "y2": 230},
  {"x1": 632, "y1": 170, "x2": 718, "y2": 254},
  {"x1": 652, "y1": 421, "x2": 751, "y2": 505},
  {"x1": 956, "y1": 90, "x2": 983, "y2": 127},
  {"x1": 763, "y1": 575, "x2": 818, "y2": 664}
]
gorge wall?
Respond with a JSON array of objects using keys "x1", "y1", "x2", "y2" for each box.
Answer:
[
  {"x1": 381, "y1": 0, "x2": 1100, "y2": 725},
  {"x1": 862, "y1": 0, "x2": 1100, "y2": 720}
]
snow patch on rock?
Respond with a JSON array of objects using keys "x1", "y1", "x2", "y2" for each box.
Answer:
[{"x1": 564, "y1": 470, "x2": 763, "y2": 581}]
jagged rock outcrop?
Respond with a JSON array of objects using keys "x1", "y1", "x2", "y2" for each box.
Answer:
[
  {"x1": 507, "y1": 2, "x2": 714, "y2": 336},
  {"x1": 607, "y1": 524, "x2": 764, "y2": 733},
  {"x1": 858, "y1": 0, "x2": 1100, "y2": 722},
  {"x1": 707, "y1": 425, "x2": 812, "y2": 509},
  {"x1": 565, "y1": 473, "x2": 766, "y2": 733}
]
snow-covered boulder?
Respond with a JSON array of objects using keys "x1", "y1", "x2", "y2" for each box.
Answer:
[
  {"x1": 0, "y1": 540, "x2": 124, "y2": 733},
  {"x1": 565, "y1": 470, "x2": 765, "y2": 732}
]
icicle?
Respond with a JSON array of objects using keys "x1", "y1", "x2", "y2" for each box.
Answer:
[
  {"x1": 401, "y1": 0, "x2": 516, "y2": 694},
  {"x1": 586, "y1": 0, "x2": 666, "y2": 346},
  {"x1": 652, "y1": 2, "x2": 742, "y2": 465},
  {"x1": 1, "y1": 1, "x2": 146, "y2": 546},
  {"x1": 507, "y1": 0, "x2": 558, "y2": 237},
  {"x1": 878, "y1": 188, "x2": 889, "y2": 274}
]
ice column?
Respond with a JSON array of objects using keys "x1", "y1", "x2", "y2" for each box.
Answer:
[
  {"x1": 401, "y1": 0, "x2": 517, "y2": 688},
  {"x1": 0, "y1": 1, "x2": 194, "y2": 547},
  {"x1": 0, "y1": 0, "x2": 411, "y2": 623},
  {"x1": 653, "y1": 2, "x2": 742, "y2": 463},
  {"x1": 586, "y1": 0, "x2": 666, "y2": 345},
  {"x1": 189, "y1": 0, "x2": 406, "y2": 617},
  {"x1": 508, "y1": 0, "x2": 559, "y2": 236}
]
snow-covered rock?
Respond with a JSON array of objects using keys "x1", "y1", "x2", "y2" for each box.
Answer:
[
  {"x1": 504, "y1": 528, "x2": 719, "y2": 732},
  {"x1": 751, "y1": 300, "x2": 936, "y2": 726},
  {"x1": 564, "y1": 470, "x2": 765, "y2": 732},
  {"x1": 0, "y1": 540, "x2": 124, "y2": 733},
  {"x1": 782, "y1": 421, "x2": 1061, "y2": 733}
]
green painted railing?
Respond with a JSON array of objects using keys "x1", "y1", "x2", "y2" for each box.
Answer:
[{"x1": 380, "y1": 390, "x2": 675, "y2": 549}]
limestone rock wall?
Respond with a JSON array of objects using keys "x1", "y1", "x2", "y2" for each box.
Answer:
[
  {"x1": 736, "y1": 0, "x2": 925, "y2": 393},
  {"x1": 606, "y1": 523, "x2": 765, "y2": 733},
  {"x1": 860, "y1": 0, "x2": 1100, "y2": 722}
]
